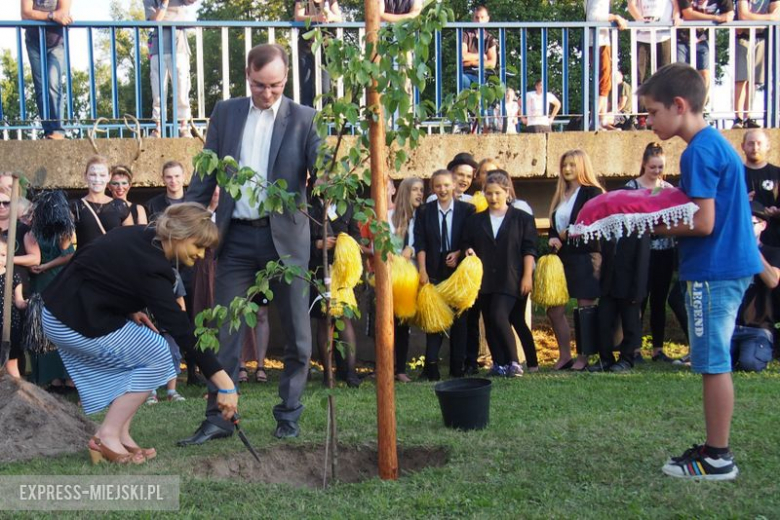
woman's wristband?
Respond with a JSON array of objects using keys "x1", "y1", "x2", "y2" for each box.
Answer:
[{"x1": 217, "y1": 387, "x2": 237, "y2": 394}]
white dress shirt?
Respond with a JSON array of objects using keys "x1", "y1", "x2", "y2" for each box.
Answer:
[
  {"x1": 232, "y1": 96, "x2": 282, "y2": 220},
  {"x1": 437, "y1": 200, "x2": 454, "y2": 251}
]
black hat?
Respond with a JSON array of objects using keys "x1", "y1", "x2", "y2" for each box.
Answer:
[
  {"x1": 751, "y1": 201, "x2": 769, "y2": 221},
  {"x1": 447, "y1": 152, "x2": 478, "y2": 172}
]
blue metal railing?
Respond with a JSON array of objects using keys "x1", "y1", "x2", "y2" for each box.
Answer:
[{"x1": 0, "y1": 19, "x2": 778, "y2": 139}]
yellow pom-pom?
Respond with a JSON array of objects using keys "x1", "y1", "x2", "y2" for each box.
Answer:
[
  {"x1": 531, "y1": 254, "x2": 569, "y2": 308},
  {"x1": 390, "y1": 256, "x2": 419, "y2": 320},
  {"x1": 331, "y1": 233, "x2": 363, "y2": 290},
  {"x1": 415, "y1": 283, "x2": 454, "y2": 333},
  {"x1": 329, "y1": 286, "x2": 358, "y2": 318},
  {"x1": 436, "y1": 255, "x2": 483, "y2": 315},
  {"x1": 471, "y1": 191, "x2": 488, "y2": 213}
]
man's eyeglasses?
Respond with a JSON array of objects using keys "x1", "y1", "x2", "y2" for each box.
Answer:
[
  {"x1": 109, "y1": 181, "x2": 130, "y2": 187},
  {"x1": 0, "y1": 201, "x2": 10, "y2": 207},
  {"x1": 249, "y1": 81, "x2": 286, "y2": 92}
]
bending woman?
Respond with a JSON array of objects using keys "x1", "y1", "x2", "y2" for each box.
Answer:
[{"x1": 42, "y1": 203, "x2": 238, "y2": 464}]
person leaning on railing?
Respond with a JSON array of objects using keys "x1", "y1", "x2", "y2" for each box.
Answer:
[
  {"x1": 144, "y1": 0, "x2": 196, "y2": 138},
  {"x1": 733, "y1": 0, "x2": 779, "y2": 129},
  {"x1": 20, "y1": 0, "x2": 73, "y2": 140}
]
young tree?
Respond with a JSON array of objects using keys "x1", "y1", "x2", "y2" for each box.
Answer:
[{"x1": 193, "y1": 1, "x2": 502, "y2": 483}]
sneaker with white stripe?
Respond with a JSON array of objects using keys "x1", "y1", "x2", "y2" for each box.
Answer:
[{"x1": 661, "y1": 444, "x2": 739, "y2": 481}]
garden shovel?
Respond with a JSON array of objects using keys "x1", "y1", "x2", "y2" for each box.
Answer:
[{"x1": 231, "y1": 412, "x2": 262, "y2": 464}]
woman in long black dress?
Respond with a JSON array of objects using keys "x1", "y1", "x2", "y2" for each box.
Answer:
[
  {"x1": 547, "y1": 150, "x2": 605, "y2": 371},
  {"x1": 71, "y1": 156, "x2": 132, "y2": 248},
  {"x1": 0, "y1": 188, "x2": 39, "y2": 378},
  {"x1": 42, "y1": 203, "x2": 238, "y2": 465},
  {"x1": 309, "y1": 194, "x2": 362, "y2": 387}
]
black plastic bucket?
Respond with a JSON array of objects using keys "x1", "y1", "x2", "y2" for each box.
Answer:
[{"x1": 434, "y1": 378, "x2": 492, "y2": 431}]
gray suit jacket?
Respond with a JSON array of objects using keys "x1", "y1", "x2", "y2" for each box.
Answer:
[{"x1": 186, "y1": 96, "x2": 321, "y2": 268}]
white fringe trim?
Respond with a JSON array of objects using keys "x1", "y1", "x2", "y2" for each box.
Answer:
[{"x1": 568, "y1": 202, "x2": 700, "y2": 243}]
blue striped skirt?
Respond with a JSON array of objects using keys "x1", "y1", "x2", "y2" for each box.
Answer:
[{"x1": 42, "y1": 308, "x2": 176, "y2": 415}]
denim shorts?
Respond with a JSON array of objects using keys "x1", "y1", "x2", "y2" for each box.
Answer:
[
  {"x1": 685, "y1": 277, "x2": 751, "y2": 374},
  {"x1": 731, "y1": 325, "x2": 773, "y2": 372}
]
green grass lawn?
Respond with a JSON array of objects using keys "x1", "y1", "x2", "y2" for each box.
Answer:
[{"x1": 3, "y1": 356, "x2": 780, "y2": 519}]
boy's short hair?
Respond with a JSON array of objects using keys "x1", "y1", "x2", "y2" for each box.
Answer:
[
  {"x1": 636, "y1": 63, "x2": 706, "y2": 114},
  {"x1": 162, "y1": 160, "x2": 185, "y2": 176},
  {"x1": 430, "y1": 169, "x2": 453, "y2": 182}
]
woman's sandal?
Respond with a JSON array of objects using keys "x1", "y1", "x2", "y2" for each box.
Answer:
[
  {"x1": 123, "y1": 444, "x2": 157, "y2": 461},
  {"x1": 88, "y1": 437, "x2": 145, "y2": 465},
  {"x1": 255, "y1": 368, "x2": 267, "y2": 383},
  {"x1": 238, "y1": 367, "x2": 249, "y2": 383},
  {"x1": 554, "y1": 359, "x2": 574, "y2": 371}
]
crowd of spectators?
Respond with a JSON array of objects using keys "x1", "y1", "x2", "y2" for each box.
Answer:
[{"x1": 13, "y1": 0, "x2": 779, "y2": 138}]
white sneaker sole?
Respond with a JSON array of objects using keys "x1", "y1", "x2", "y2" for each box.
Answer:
[{"x1": 661, "y1": 465, "x2": 739, "y2": 481}]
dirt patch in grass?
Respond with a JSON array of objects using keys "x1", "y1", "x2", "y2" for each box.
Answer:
[
  {"x1": 193, "y1": 444, "x2": 449, "y2": 488},
  {"x1": 0, "y1": 375, "x2": 95, "y2": 463}
]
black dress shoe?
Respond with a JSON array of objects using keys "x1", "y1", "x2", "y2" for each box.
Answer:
[
  {"x1": 463, "y1": 365, "x2": 480, "y2": 376},
  {"x1": 273, "y1": 421, "x2": 300, "y2": 439},
  {"x1": 177, "y1": 421, "x2": 233, "y2": 446}
]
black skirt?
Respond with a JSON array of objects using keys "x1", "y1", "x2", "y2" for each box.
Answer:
[{"x1": 561, "y1": 251, "x2": 601, "y2": 300}]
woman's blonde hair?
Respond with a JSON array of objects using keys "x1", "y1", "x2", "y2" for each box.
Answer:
[
  {"x1": 84, "y1": 155, "x2": 110, "y2": 177},
  {"x1": 475, "y1": 158, "x2": 503, "y2": 189},
  {"x1": 110, "y1": 164, "x2": 134, "y2": 183},
  {"x1": 392, "y1": 177, "x2": 424, "y2": 240},
  {"x1": 549, "y1": 149, "x2": 604, "y2": 217},
  {"x1": 484, "y1": 170, "x2": 516, "y2": 200},
  {"x1": 154, "y1": 202, "x2": 219, "y2": 249}
]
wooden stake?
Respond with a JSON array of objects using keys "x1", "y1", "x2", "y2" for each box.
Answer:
[
  {"x1": 364, "y1": 0, "x2": 398, "y2": 480},
  {"x1": 0, "y1": 175, "x2": 19, "y2": 373}
]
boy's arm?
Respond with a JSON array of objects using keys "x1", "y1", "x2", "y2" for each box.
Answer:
[
  {"x1": 757, "y1": 251, "x2": 780, "y2": 288},
  {"x1": 652, "y1": 197, "x2": 714, "y2": 236}
]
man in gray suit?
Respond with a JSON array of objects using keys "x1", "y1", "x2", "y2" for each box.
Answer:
[{"x1": 178, "y1": 44, "x2": 320, "y2": 443}]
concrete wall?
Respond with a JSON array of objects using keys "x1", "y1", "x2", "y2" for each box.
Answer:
[{"x1": 2, "y1": 128, "x2": 775, "y2": 190}]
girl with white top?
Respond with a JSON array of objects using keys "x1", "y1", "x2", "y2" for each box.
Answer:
[
  {"x1": 463, "y1": 173, "x2": 538, "y2": 376},
  {"x1": 547, "y1": 150, "x2": 605, "y2": 370}
]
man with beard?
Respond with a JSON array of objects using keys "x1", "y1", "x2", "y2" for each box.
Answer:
[{"x1": 742, "y1": 129, "x2": 780, "y2": 246}]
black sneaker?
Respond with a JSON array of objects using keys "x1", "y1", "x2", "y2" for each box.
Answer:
[
  {"x1": 609, "y1": 359, "x2": 633, "y2": 372},
  {"x1": 588, "y1": 358, "x2": 613, "y2": 372},
  {"x1": 652, "y1": 352, "x2": 675, "y2": 363},
  {"x1": 732, "y1": 117, "x2": 744, "y2": 129},
  {"x1": 745, "y1": 118, "x2": 761, "y2": 128},
  {"x1": 633, "y1": 352, "x2": 645, "y2": 364},
  {"x1": 662, "y1": 444, "x2": 739, "y2": 481}
]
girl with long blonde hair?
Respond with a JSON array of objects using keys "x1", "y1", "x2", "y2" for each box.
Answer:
[{"x1": 547, "y1": 149, "x2": 605, "y2": 371}]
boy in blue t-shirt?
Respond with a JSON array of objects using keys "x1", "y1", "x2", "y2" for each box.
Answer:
[{"x1": 637, "y1": 63, "x2": 762, "y2": 481}]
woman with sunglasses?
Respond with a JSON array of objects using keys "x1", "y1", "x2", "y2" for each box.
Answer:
[{"x1": 108, "y1": 165, "x2": 148, "y2": 225}]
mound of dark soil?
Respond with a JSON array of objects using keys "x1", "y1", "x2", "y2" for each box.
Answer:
[
  {"x1": 0, "y1": 375, "x2": 95, "y2": 463},
  {"x1": 194, "y1": 444, "x2": 448, "y2": 488}
]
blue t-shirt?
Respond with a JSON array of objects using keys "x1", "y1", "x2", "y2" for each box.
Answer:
[{"x1": 678, "y1": 126, "x2": 762, "y2": 281}]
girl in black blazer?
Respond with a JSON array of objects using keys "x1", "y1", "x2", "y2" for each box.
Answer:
[
  {"x1": 547, "y1": 150, "x2": 605, "y2": 371},
  {"x1": 414, "y1": 169, "x2": 475, "y2": 380},
  {"x1": 464, "y1": 173, "x2": 538, "y2": 376}
]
